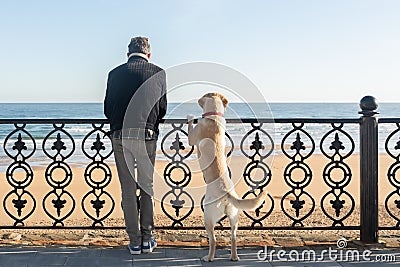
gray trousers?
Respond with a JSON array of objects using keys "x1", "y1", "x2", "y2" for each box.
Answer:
[{"x1": 111, "y1": 138, "x2": 156, "y2": 246}]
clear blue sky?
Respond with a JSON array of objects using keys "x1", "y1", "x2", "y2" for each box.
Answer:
[{"x1": 1, "y1": 0, "x2": 399, "y2": 103}]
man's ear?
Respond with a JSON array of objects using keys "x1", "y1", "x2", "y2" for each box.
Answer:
[{"x1": 198, "y1": 96, "x2": 206, "y2": 108}]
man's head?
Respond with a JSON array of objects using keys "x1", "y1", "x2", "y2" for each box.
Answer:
[{"x1": 127, "y1": 36, "x2": 151, "y2": 59}]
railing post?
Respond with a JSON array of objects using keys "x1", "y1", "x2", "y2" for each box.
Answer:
[{"x1": 359, "y1": 95, "x2": 379, "y2": 243}]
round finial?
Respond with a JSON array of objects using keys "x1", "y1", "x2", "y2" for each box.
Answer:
[{"x1": 360, "y1": 95, "x2": 378, "y2": 112}]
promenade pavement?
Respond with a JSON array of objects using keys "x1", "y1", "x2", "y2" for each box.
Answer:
[{"x1": 0, "y1": 246, "x2": 399, "y2": 267}]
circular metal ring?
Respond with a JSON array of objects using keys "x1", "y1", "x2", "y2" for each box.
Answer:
[
  {"x1": 84, "y1": 162, "x2": 112, "y2": 189},
  {"x1": 388, "y1": 162, "x2": 400, "y2": 188},
  {"x1": 243, "y1": 161, "x2": 271, "y2": 189},
  {"x1": 322, "y1": 161, "x2": 352, "y2": 189},
  {"x1": 6, "y1": 162, "x2": 33, "y2": 188},
  {"x1": 45, "y1": 161, "x2": 73, "y2": 189},
  {"x1": 283, "y1": 161, "x2": 312, "y2": 189},
  {"x1": 163, "y1": 162, "x2": 191, "y2": 188}
]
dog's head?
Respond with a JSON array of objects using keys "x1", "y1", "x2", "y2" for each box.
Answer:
[{"x1": 198, "y1": 93, "x2": 228, "y2": 112}]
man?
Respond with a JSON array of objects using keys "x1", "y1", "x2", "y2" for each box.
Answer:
[{"x1": 104, "y1": 37, "x2": 167, "y2": 255}]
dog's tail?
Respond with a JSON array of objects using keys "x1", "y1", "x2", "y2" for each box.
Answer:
[{"x1": 227, "y1": 190, "x2": 267, "y2": 210}]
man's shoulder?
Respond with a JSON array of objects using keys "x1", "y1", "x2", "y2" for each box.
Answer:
[
  {"x1": 108, "y1": 63, "x2": 127, "y2": 76},
  {"x1": 108, "y1": 61, "x2": 164, "y2": 77},
  {"x1": 130, "y1": 61, "x2": 165, "y2": 79},
  {"x1": 136, "y1": 61, "x2": 164, "y2": 74},
  {"x1": 147, "y1": 61, "x2": 164, "y2": 71}
]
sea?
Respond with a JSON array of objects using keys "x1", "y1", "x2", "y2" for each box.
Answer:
[
  {"x1": 1, "y1": 102, "x2": 399, "y2": 120},
  {"x1": 0, "y1": 103, "x2": 399, "y2": 169}
]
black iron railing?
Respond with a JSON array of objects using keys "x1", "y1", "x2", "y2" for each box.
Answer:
[
  {"x1": 0, "y1": 96, "x2": 399, "y2": 243},
  {"x1": 381, "y1": 118, "x2": 400, "y2": 232}
]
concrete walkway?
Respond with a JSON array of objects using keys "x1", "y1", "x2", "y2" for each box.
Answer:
[{"x1": 0, "y1": 246, "x2": 399, "y2": 267}]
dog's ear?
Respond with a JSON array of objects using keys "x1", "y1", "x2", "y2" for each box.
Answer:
[
  {"x1": 218, "y1": 94, "x2": 228, "y2": 108},
  {"x1": 198, "y1": 96, "x2": 206, "y2": 108}
]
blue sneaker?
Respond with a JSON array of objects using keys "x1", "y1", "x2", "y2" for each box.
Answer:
[
  {"x1": 142, "y1": 238, "x2": 157, "y2": 253},
  {"x1": 127, "y1": 243, "x2": 141, "y2": 255}
]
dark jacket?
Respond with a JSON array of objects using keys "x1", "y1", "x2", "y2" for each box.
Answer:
[{"x1": 104, "y1": 56, "x2": 167, "y2": 134}]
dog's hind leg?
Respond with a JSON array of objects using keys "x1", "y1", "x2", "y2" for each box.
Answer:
[
  {"x1": 202, "y1": 210, "x2": 217, "y2": 262},
  {"x1": 229, "y1": 213, "x2": 240, "y2": 261}
]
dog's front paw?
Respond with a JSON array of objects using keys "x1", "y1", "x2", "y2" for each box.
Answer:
[
  {"x1": 230, "y1": 255, "x2": 240, "y2": 261},
  {"x1": 202, "y1": 255, "x2": 214, "y2": 262},
  {"x1": 187, "y1": 114, "x2": 195, "y2": 123}
]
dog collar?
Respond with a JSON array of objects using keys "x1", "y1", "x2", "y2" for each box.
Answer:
[{"x1": 202, "y1": 112, "x2": 224, "y2": 118}]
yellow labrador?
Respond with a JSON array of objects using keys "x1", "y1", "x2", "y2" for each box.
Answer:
[{"x1": 187, "y1": 93, "x2": 267, "y2": 262}]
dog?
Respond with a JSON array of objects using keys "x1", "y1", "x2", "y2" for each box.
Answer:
[{"x1": 187, "y1": 92, "x2": 267, "y2": 262}]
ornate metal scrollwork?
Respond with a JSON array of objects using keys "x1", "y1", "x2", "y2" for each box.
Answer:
[
  {"x1": 81, "y1": 124, "x2": 114, "y2": 227},
  {"x1": 240, "y1": 123, "x2": 274, "y2": 227},
  {"x1": 384, "y1": 123, "x2": 400, "y2": 227},
  {"x1": 3, "y1": 124, "x2": 36, "y2": 226},
  {"x1": 161, "y1": 123, "x2": 194, "y2": 227},
  {"x1": 281, "y1": 123, "x2": 315, "y2": 227},
  {"x1": 320, "y1": 123, "x2": 355, "y2": 227},
  {"x1": 42, "y1": 124, "x2": 75, "y2": 226}
]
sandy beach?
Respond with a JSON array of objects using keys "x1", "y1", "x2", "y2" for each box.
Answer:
[{"x1": 0, "y1": 152, "x2": 398, "y2": 229}]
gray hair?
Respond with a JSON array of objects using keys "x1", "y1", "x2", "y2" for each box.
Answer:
[{"x1": 128, "y1": 36, "x2": 150, "y2": 54}]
